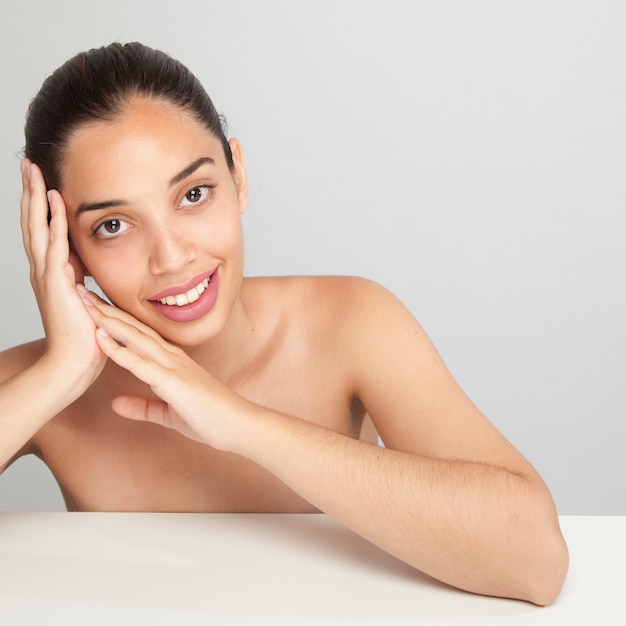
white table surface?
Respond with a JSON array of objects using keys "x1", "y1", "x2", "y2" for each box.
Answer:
[{"x1": 0, "y1": 513, "x2": 622, "y2": 625}]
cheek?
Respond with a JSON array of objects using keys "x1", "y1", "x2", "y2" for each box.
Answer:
[
  {"x1": 93, "y1": 269, "x2": 135, "y2": 306},
  {"x1": 215, "y1": 212, "x2": 244, "y2": 255},
  {"x1": 79, "y1": 247, "x2": 140, "y2": 307},
  {"x1": 194, "y1": 208, "x2": 244, "y2": 263}
]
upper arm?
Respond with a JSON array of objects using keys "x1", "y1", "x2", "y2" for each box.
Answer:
[
  {"x1": 341, "y1": 279, "x2": 538, "y2": 477},
  {"x1": 0, "y1": 445, "x2": 34, "y2": 475}
]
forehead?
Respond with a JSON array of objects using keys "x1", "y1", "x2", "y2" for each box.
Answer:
[{"x1": 60, "y1": 98, "x2": 222, "y2": 197}]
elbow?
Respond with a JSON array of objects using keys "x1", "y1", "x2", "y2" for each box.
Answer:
[
  {"x1": 512, "y1": 504, "x2": 569, "y2": 606},
  {"x1": 523, "y1": 529, "x2": 569, "y2": 606},
  {"x1": 481, "y1": 479, "x2": 570, "y2": 605},
  {"x1": 477, "y1": 522, "x2": 568, "y2": 606}
]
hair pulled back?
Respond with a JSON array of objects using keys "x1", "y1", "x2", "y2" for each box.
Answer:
[{"x1": 24, "y1": 42, "x2": 233, "y2": 190}]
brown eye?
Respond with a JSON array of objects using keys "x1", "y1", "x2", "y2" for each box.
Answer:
[
  {"x1": 104, "y1": 219, "x2": 122, "y2": 233},
  {"x1": 94, "y1": 218, "x2": 130, "y2": 239},
  {"x1": 185, "y1": 187, "x2": 204, "y2": 203},
  {"x1": 180, "y1": 184, "x2": 214, "y2": 207}
]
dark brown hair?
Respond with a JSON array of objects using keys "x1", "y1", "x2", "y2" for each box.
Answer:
[{"x1": 24, "y1": 42, "x2": 233, "y2": 190}]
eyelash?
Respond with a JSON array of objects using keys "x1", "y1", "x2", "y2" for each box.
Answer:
[
  {"x1": 179, "y1": 184, "x2": 216, "y2": 208},
  {"x1": 92, "y1": 218, "x2": 130, "y2": 240},
  {"x1": 92, "y1": 184, "x2": 217, "y2": 240}
]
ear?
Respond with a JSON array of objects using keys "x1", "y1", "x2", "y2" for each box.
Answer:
[{"x1": 228, "y1": 137, "x2": 249, "y2": 215}]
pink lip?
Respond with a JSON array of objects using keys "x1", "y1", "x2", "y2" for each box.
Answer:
[
  {"x1": 149, "y1": 269, "x2": 219, "y2": 323},
  {"x1": 149, "y1": 269, "x2": 216, "y2": 302}
]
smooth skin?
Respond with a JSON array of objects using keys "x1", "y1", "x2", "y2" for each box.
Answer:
[{"x1": 0, "y1": 98, "x2": 568, "y2": 605}]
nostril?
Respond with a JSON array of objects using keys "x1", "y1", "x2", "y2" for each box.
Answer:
[{"x1": 149, "y1": 230, "x2": 197, "y2": 274}]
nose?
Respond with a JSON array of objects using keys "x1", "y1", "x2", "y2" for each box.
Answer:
[{"x1": 148, "y1": 221, "x2": 197, "y2": 275}]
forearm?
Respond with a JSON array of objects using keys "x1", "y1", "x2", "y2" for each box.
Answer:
[
  {"x1": 234, "y1": 408, "x2": 568, "y2": 605},
  {"x1": 77, "y1": 287, "x2": 568, "y2": 603},
  {"x1": 0, "y1": 356, "x2": 85, "y2": 468}
]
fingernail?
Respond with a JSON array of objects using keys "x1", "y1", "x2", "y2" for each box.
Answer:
[
  {"x1": 21, "y1": 160, "x2": 31, "y2": 180},
  {"x1": 97, "y1": 327, "x2": 109, "y2": 338},
  {"x1": 76, "y1": 283, "x2": 89, "y2": 295}
]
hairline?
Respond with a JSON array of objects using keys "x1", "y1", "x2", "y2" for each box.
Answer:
[{"x1": 54, "y1": 93, "x2": 232, "y2": 191}]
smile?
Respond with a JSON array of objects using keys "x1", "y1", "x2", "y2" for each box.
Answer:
[
  {"x1": 149, "y1": 269, "x2": 219, "y2": 323},
  {"x1": 157, "y1": 277, "x2": 211, "y2": 306}
]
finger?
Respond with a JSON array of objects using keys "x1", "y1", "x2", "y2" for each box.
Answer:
[
  {"x1": 102, "y1": 315, "x2": 179, "y2": 363},
  {"x1": 46, "y1": 189, "x2": 71, "y2": 269},
  {"x1": 111, "y1": 395, "x2": 204, "y2": 443},
  {"x1": 19, "y1": 159, "x2": 33, "y2": 260},
  {"x1": 69, "y1": 250, "x2": 86, "y2": 284},
  {"x1": 81, "y1": 288, "x2": 176, "y2": 348},
  {"x1": 112, "y1": 395, "x2": 170, "y2": 426},
  {"x1": 95, "y1": 327, "x2": 168, "y2": 387},
  {"x1": 24, "y1": 163, "x2": 52, "y2": 273}
]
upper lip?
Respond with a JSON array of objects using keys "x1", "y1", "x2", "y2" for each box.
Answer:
[{"x1": 149, "y1": 269, "x2": 216, "y2": 301}]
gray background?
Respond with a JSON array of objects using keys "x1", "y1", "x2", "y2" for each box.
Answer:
[{"x1": 0, "y1": 0, "x2": 623, "y2": 514}]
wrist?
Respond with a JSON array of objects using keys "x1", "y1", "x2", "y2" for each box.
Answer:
[
  {"x1": 36, "y1": 351, "x2": 101, "y2": 405},
  {"x1": 227, "y1": 406, "x2": 304, "y2": 463}
]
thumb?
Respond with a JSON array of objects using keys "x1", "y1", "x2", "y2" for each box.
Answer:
[
  {"x1": 68, "y1": 249, "x2": 88, "y2": 284},
  {"x1": 112, "y1": 395, "x2": 167, "y2": 425},
  {"x1": 112, "y1": 395, "x2": 206, "y2": 443}
]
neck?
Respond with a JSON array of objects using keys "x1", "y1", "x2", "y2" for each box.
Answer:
[{"x1": 179, "y1": 284, "x2": 258, "y2": 380}]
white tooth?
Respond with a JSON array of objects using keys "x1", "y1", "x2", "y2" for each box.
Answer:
[
  {"x1": 187, "y1": 287, "x2": 200, "y2": 303},
  {"x1": 158, "y1": 277, "x2": 210, "y2": 306}
]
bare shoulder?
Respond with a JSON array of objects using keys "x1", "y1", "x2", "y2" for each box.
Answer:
[
  {"x1": 244, "y1": 274, "x2": 401, "y2": 320},
  {"x1": 297, "y1": 275, "x2": 434, "y2": 368},
  {"x1": 242, "y1": 275, "x2": 417, "y2": 354},
  {"x1": 280, "y1": 277, "x2": 538, "y2": 479},
  {"x1": 287, "y1": 275, "x2": 421, "y2": 340}
]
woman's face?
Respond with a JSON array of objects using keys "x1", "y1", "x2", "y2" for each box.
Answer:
[{"x1": 61, "y1": 97, "x2": 249, "y2": 347}]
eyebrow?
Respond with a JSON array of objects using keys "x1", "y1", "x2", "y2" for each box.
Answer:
[
  {"x1": 75, "y1": 199, "x2": 127, "y2": 217},
  {"x1": 74, "y1": 156, "x2": 216, "y2": 217},
  {"x1": 169, "y1": 156, "x2": 216, "y2": 186}
]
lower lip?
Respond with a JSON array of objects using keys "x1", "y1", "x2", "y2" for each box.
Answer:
[{"x1": 150, "y1": 270, "x2": 219, "y2": 323}]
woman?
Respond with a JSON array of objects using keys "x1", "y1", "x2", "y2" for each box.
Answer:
[{"x1": 1, "y1": 42, "x2": 567, "y2": 604}]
